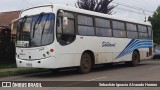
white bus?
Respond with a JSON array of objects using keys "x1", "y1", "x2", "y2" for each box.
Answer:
[{"x1": 15, "y1": 4, "x2": 153, "y2": 73}]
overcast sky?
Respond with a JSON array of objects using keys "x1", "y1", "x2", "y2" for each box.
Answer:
[{"x1": 0, "y1": 0, "x2": 160, "y2": 21}]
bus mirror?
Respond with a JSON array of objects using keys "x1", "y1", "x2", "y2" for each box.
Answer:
[
  {"x1": 59, "y1": 10, "x2": 68, "y2": 28},
  {"x1": 59, "y1": 10, "x2": 65, "y2": 17},
  {"x1": 63, "y1": 17, "x2": 68, "y2": 27}
]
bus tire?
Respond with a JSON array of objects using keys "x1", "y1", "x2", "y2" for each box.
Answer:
[
  {"x1": 78, "y1": 53, "x2": 92, "y2": 74},
  {"x1": 126, "y1": 51, "x2": 140, "y2": 67}
]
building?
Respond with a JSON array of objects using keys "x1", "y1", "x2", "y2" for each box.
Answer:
[
  {"x1": 0, "y1": 10, "x2": 21, "y2": 35},
  {"x1": 0, "y1": 11, "x2": 20, "y2": 64}
]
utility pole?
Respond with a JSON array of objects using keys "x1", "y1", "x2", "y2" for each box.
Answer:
[{"x1": 143, "y1": 11, "x2": 147, "y2": 22}]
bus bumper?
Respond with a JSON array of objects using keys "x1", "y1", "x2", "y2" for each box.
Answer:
[{"x1": 16, "y1": 57, "x2": 57, "y2": 69}]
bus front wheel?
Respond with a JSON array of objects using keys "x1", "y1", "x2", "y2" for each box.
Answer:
[{"x1": 78, "y1": 53, "x2": 92, "y2": 74}]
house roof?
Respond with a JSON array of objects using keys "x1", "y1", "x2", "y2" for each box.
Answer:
[{"x1": 0, "y1": 11, "x2": 21, "y2": 26}]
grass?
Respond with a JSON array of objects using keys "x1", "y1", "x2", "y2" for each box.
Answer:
[
  {"x1": 0, "y1": 68, "x2": 48, "y2": 77},
  {"x1": 0, "y1": 64, "x2": 17, "y2": 69}
]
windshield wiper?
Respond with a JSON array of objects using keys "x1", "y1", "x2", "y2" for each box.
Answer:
[
  {"x1": 41, "y1": 14, "x2": 50, "y2": 44},
  {"x1": 32, "y1": 13, "x2": 44, "y2": 38},
  {"x1": 41, "y1": 14, "x2": 50, "y2": 35},
  {"x1": 19, "y1": 16, "x2": 27, "y2": 40}
]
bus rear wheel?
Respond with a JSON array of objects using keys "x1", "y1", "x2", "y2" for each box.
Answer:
[
  {"x1": 78, "y1": 53, "x2": 92, "y2": 74},
  {"x1": 126, "y1": 51, "x2": 140, "y2": 67}
]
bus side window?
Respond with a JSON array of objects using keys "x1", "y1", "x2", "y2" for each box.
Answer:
[
  {"x1": 112, "y1": 20, "x2": 126, "y2": 38},
  {"x1": 148, "y1": 26, "x2": 152, "y2": 39},
  {"x1": 57, "y1": 17, "x2": 62, "y2": 33},
  {"x1": 57, "y1": 11, "x2": 76, "y2": 46},
  {"x1": 138, "y1": 25, "x2": 148, "y2": 39}
]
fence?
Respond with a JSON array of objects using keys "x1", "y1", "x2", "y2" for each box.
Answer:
[{"x1": 0, "y1": 26, "x2": 15, "y2": 64}]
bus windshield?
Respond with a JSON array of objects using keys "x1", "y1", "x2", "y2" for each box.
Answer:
[{"x1": 16, "y1": 13, "x2": 54, "y2": 47}]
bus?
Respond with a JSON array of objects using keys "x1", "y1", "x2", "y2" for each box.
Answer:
[{"x1": 15, "y1": 4, "x2": 153, "y2": 73}]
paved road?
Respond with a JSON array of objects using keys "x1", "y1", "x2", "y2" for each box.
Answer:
[{"x1": 0, "y1": 59, "x2": 160, "y2": 90}]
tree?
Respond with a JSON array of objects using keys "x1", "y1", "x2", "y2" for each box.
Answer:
[
  {"x1": 76, "y1": 0, "x2": 116, "y2": 14},
  {"x1": 148, "y1": 6, "x2": 160, "y2": 44}
]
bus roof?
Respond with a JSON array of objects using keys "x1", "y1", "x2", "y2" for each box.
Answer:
[
  {"x1": 55, "y1": 4, "x2": 151, "y2": 26},
  {"x1": 22, "y1": 4, "x2": 151, "y2": 26}
]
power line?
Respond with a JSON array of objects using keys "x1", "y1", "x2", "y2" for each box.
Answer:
[
  {"x1": 116, "y1": 7, "x2": 151, "y2": 16},
  {"x1": 115, "y1": 7, "x2": 149, "y2": 21},
  {"x1": 20, "y1": 0, "x2": 153, "y2": 17},
  {"x1": 112, "y1": 1, "x2": 154, "y2": 13},
  {"x1": 44, "y1": 0, "x2": 53, "y2": 4},
  {"x1": 22, "y1": 0, "x2": 34, "y2": 6}
]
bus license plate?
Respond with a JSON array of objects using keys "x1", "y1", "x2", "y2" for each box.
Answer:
[{"x1": 26, "y1": 63, "x2": 32, "y2": 67}]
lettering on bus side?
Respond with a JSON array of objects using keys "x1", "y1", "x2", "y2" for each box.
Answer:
[{"x1": 102, "y1": 42, "x2": 116, "y2": 47}]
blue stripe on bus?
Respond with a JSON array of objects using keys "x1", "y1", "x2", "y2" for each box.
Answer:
[{"x1": 115, "y1": 39, "x2": 152, "y2": 59}]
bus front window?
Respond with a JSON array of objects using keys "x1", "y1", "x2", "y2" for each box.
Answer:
[{"x1": 16, "y1": 13, "x2": 54, "y2": 47}]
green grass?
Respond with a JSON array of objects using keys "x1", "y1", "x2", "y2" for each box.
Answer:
[
  {"x1": 0, "y1": 64, "x2": 17, "y2": 69},
  {"x1": 0, "y1": 69, "x2": 48, "y2": 77}
]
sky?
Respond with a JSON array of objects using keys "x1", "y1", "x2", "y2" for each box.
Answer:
[{"x1": 0, "y1": 0, "x2": 160, "y2": 21}]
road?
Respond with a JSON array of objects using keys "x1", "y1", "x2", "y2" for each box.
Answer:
[{"x1": 0, "y1": 59, "x2": 160, "y2": 90}]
